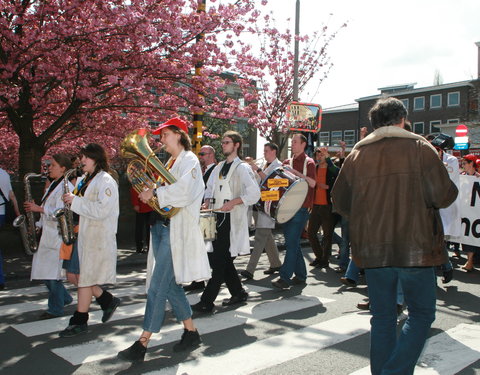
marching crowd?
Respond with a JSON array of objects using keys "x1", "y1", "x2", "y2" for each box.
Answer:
[{"x1": 0, "y1": 97, "x2": 478, "y2": 374}]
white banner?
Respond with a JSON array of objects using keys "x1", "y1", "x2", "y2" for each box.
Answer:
[{"x1": 457, "y1": 175, "x2": 480, "y2": 247}]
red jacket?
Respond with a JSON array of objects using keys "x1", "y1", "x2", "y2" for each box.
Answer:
[{"x1": 130, "y1": 187, "x2": 153, "y2": 213}]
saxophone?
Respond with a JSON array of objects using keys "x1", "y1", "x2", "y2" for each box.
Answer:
[
  {"x1": 54, "y1": 169, "x2": 78, "y2": 245},
  {"x1": 13, "y1": 173, "x2": 43, "y2": 255}
]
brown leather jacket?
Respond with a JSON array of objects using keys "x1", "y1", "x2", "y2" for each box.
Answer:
[{"x1": 331, "y1": 126, "x2": 458, "y2": 268}]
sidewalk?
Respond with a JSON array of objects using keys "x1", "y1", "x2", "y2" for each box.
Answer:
[{"x1": 1, "y1": 228, "x2": 313, "y2": 283}]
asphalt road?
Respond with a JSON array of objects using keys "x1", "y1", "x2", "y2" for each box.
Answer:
[{"x1": 0, "y1": 248, "x2": 479, "y2": 375}]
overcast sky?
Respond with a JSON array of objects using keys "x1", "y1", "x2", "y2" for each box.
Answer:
[{"x1": 260, "y1": 0, "x2": 480, "y2": 109}]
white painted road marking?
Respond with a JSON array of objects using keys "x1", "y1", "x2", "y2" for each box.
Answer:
[
  {"x1": 51, "y1": 293, "x2": 333, "y2": 365},
  {"x1": 350, "y1": 323, "x2": 480, "y2": 375}
]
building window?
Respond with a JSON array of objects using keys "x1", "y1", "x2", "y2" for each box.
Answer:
[
  {"x1": 318, "y1": 132, "x2": 329, "y2": 146},
  {"x1": 401, "y1": 98, "x2": 409, "y2": 111},
  {"x1": 344, "y1": 130, "x2": 356, "y2": 146},
  {"x1": 413, "y1": 96, "x2": 425, "y2": 111},
  {"x1": 430, "y1": 120, "x2": 441, "y2": 134},
  {"x1": 430, "y1": 94, "x2": 442, "y2": 109},
  {"x1": 413, "y1": 122, "x2": 424, "y2": 134},
  {"x1": 447, "y1": 119, "x2": 460, "y2": 125},
  {"x1": 331, "y1": 131, "x2": 343, "y2": 146},
  {"x1": 447, "y1": 92, "x2": 460, "y2": 107}
]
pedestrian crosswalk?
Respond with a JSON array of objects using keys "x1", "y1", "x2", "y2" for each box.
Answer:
[{"x1": 1, "y1": 270, "x2": 479, "y2": 375}]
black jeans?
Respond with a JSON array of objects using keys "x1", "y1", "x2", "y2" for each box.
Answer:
[
  {"x1": 135, "y1": 212, "x2": 151, "y2": 251},
  {"x1": 201, "y1": 213, "x2": 243, "y2": 306},
  {"x1": 307, "y1": 204, "x2": 336, "y2": 264}
]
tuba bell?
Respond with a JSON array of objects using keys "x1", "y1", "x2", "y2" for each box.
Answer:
[{"x1": 120, "y1": 128, "x2": 180, "y2": 218}]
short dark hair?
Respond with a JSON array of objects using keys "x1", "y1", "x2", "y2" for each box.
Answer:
[
  {"x1": 292, "y1": 133, "x2": 307, "y2": 145},
  {"x1": 80, "y1": 143, "x2": 109, "y2": 172},
  {"x1": 223, "y1": 130, "x2": 243, "y2": 158},
  {"x1": 368, "y1": 97, "x2": 408, "y2": 129},
  {"x1": 169, "y1": 126, "x2": 192, "y2": 151},
  {"x1": 264, "y1": 142, "x2": 278, "y2": 154},
  {"x1": 52, "y1": 153, "x2": 72, "y2": 170}
]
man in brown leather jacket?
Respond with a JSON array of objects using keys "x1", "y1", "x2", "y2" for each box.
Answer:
[{"x1": 331, "y1": 97, "x2": 458, "y2": 375}]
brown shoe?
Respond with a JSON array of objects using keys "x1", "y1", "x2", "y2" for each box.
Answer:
[{"x1": 357, "y1": 301, "x2": 370, "y2": 310}]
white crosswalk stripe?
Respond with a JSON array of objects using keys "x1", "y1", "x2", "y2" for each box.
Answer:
[
  {"x1": 2, "y1": 273, "x2": 479, "y2": 375},
  {"x1": 350, "y1": 323, "x2": 480, "y2": 375}
]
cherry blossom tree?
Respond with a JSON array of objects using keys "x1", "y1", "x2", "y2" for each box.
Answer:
[{"x1": 0, "y1": 0, "x2": 267, "y2": 174}]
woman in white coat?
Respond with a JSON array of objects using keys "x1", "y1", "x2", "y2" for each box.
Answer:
[
  {"x1": 118, "y1": 118, "x2": 210, "y2": 362},
  {"x1": 24, "y1": 154, "x2": 74, "y2": 319},
  {"x1": 59, "y1": 143, "x2": 120, "y2": 337}
]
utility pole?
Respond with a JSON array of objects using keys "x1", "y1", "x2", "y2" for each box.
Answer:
[
  {"x1": 192, "y1": 0, "x2": 206, "y2": 154},
  {"x1": 292, "y1": 0, "x2": 300, "y2": 102}
]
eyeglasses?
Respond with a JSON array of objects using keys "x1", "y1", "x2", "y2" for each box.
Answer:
[
  {"x1": 221, "y1": 140, "x2": 232, "y2": 145},
  {"x1": 198, "y1": 152, "x2": 206, "y2": 156}
]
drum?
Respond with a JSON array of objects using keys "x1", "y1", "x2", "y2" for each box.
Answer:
[
  {"x1": 199, "y1": 210, "x2": 217, "y2": 241},
  {"x1": 256, "y1": 168, "x2": 308, "y2": 224}
]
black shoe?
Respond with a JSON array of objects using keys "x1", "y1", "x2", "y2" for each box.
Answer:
[
  {"x1": 309, "y1": 259, "x2": 320, "y2": 266},
  {"x1": 340, "y1": 277, "x2": 357, "y2": 288},
  {"x1": 0, "y1": 283, "x2": 5, "y2": 290},
  {"x1": 263, "y1": 267, "x2": 280, "y2": 275},
  {"x1": 191, "y1": 301, "x2": 214, "y2": 313},
  {"x1": 184, "y1": 281, "x2": 205, "y2": 292},
  {"x1": 173, "y1": 329, "x2": 201, "y2": 352},
  {"x1": 59, "y1": 323, "x2": 88, "y2": 337},
  {"x1": 334, "y1": 267, "x2": 346, "y2": 273},
  {"x1": 271, "y1": 278, "x2": 290, "y2": 290},
  {"x1": 291, "y1": 276, "x2": 306, "y2": 285},
  {"x1": 102, "y1": 297, "x2": 120, "y2": 323},
  {"x1": 442, "y1": 269, "x2": 453, "y2": 284},
  {"x1": 316, "y1": 262, "x2": 329, "y2": 269},
  {"x1": 222, "y1": 291, "x2": 248, "y2": 306},
  {"x1": 240, "y1": 270, "x2": 254, "y2": 280},
  {"x1": 357, "y1": 301, "x2": 370, "y2": 310},
  {"x1": 397, "y1": 304, "x2": 404, "y2": 316},
  {"x1": 39, "y1": 311, "x2": 59, "y2": 320},
  {"x1": 118, "y1": 341, "x2": 147, "y2": 362}
]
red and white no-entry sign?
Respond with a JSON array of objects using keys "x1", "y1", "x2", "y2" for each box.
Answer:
[{"x1": 456, "y1": 124, "x2": 468, "y2": 137}]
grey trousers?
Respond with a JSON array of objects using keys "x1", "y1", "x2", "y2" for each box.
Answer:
[{"x1": 246, "y1": 228, "x2": 282, "y2": 274}]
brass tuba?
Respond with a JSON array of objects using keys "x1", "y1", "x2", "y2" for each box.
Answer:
[
  {"x1": 13, "y1": 173, "x2": 43, "y2": 255},
  {"x1": 54, "y1": 168, "x2": 78, "y2": 245},
  {"x1": 120, "y1": 129, "x2": 180, "y2": 218}
]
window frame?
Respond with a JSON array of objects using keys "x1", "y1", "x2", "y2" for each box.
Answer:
[
  {"x1": 429, "y1": 120, "x2": 441, "y2": 134},
  {"x1": 447, "y1": 92, "x2": 460, "y2": 107},
  {"x1": 430, "y1": 94, "x2": 442, "y2": 109},
  {"x1": 413, "y1": 96, "x2": 425, "y2": 111},
  {"x1": 401, "y1": 98, "x2": 409, "y2": 111},
  {"x1": 413, "y1": 122, "x2": 424, "y2": 134},
  {"x1": 330, "y1": 130, "x2": 343, "y2": 146},
  {"x1": 318, "y1": 131, "x2": 330, "y2": 146},
  {"x1": 344, "y1": 130, "x2": 356, "y2": 146}
]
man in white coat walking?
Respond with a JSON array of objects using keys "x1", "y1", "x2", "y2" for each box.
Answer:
[{"x1": 192, "y1": 131, "x2": 260, "y2": 313}]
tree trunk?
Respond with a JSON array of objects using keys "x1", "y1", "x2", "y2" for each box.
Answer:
[{"x1": 18, "y1": 135, "x2": 46, "y2": 177}]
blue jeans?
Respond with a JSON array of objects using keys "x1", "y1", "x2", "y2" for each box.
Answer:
[
  {"x1": 365, "y1": 267, "x2": 436, "y2": 375},
  {"x1": 280, "y1": 207, "x2": 309, "y2": 283},
  {"x1": 143, "y1": 221, "x2": 192, "y2": 333},
  {"x1": 0, "y1": 214, "x2": 5, "y2": 285},
  {"x1": 345, "y1": 259, "x2": 361, "y2": 283},
  {"x1": 44, "y1": 280, "x2": 73, "y2": 316}
]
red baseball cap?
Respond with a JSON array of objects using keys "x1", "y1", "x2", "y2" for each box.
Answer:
[
  {"x1": 152, "y1": 117, "x2": 189, "y2": 135},
  {"x1": 462, "y1": 154, "x2": 477, "y2": 163}
]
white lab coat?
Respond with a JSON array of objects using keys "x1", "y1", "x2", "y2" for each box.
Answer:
[
  {"x1": 31, "y1": 179, "x2": 74, "y2": 280},
  {"x1": 205, "y1": 157, "x2": 261, "y2": 256},
  {"x1": 440, "y1": 152, "x2": 461, "y2": 238},
  {"x1": 148, "y1": 150, "x2": 211, "y2": 285},
  {"x1": 255, "y1": 158, "x2": 282, "y2": 229},
  {"x1": 71, "y1": 171, "x2": 119, "y2": 287}
]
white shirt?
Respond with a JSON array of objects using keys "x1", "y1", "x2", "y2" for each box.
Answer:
[{"x1": 0, "y1": 168, "x2": 13, "y2": 216}]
